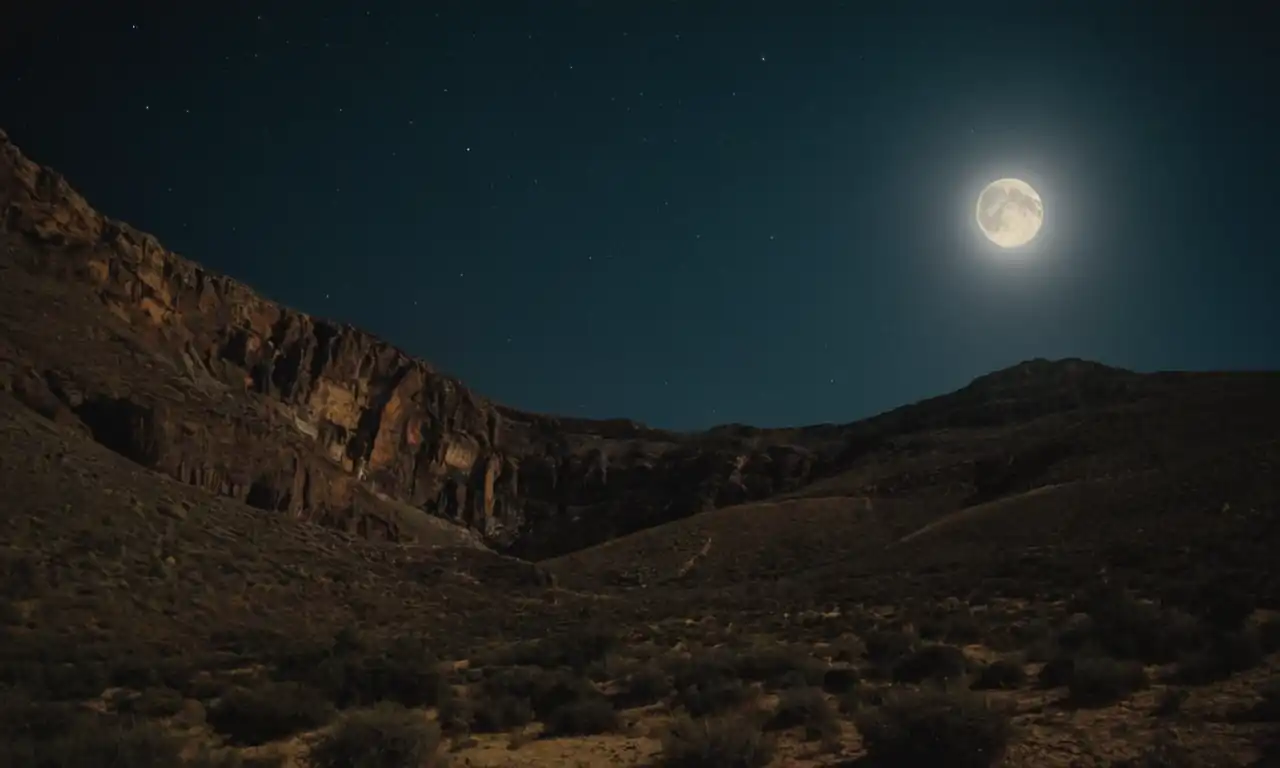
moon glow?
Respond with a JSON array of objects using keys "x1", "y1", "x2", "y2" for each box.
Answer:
[{"x1": 976, "y1": 178, "x2": 1044, "y2": 248}]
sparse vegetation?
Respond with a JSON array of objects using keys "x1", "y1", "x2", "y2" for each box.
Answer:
[
  {"x1": 971, "y1": 659, "x2": 1027, "y2": 690},
  {"x1": 820, "y1": 666, "x2": 860, "y2": 694},
  {"x1": 309, "y1": 703, "x2": 446, "y2": 768},
  {"x1": 765, "y1": 686, "x2": 840, "y2": 743},
  {"x1": 892, "y1": 643, "x2": 969, "y2": 684},
  {"x1": 659, "y1": 714, "x2": 775, "y2": 768},
  {"x1": 0, "y1": 715, "x2": 184, "y2": 768},
  {"x1": 612, "y1": 662, "x2": 671, "y2": 708},
  {"x1": 857, "y1": 689, "x2": 1012, "y2": 768},
  {"x1": 0, "y1": 237, "x2": 1276, "y2": 768},
  {"x1": 1066, "y1": 657, "x2": 1149, "y2": 708},
  {"x1": 542, "y1": 696, "x2": 620, "y2": 737},
  {"x1": 207, "y1": 682, "x2": 336, "y2": 745}
]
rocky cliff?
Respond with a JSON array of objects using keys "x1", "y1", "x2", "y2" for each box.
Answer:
[{"x1": 0, "y1": 129, "x2": 828, "y2": 558}]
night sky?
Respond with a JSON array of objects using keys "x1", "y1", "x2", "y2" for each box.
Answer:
[{"x1": 3, "y1": 3, "x2": 1277, "y2": 429}]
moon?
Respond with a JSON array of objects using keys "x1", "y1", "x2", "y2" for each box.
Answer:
[{"x1": 975, "y1": 178, "x2": 1044, "y2": 248}]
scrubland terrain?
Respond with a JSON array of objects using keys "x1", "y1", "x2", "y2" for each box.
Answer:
[{"x1": 2, "y1": 127, "x2": 1279, "y2": 766}]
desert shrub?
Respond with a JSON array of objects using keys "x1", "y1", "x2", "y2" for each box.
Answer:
[
  {"x1": 207, "y1": 682, "x2": 335, "y2": 745},
  {"x1": 1071, "y1": 589, "x2": 1204, "y2": 664},
  {"x1": 821, "y1": 666, "x2": 861, "y2": 694},
  {"x1": 611, "y1": 663, "x2": 671, "y2": 708},
  {"x1": 116, "y1": 686, "x2": 185, "y2": 718},
  {"x1": 435, "y1": 688, "x2": 471, "y2": 735},
  {"x1": 585, "y1": 654, "x2": 632, "y2": 683},
  {"x1": 499, "y1": 668, "x2": 597, "y2": 719},
  {"x1": 856, "y1": 689, "x2": 1012, "y2": 768},
  {"x1": 834, "y1": 686, "x2": 865, "y2": 716},
  {"x1": 676, "y1": 677, "x2": 754, "y2": 718},
  {"x1": 1, "y1": 715, "x2": 183, "y2": 768},
  {"x1": 1066, "y1": 657, "x2": 1149, "y2": 708},
  {"x1": 971, "y1": 659, "x2": 1027, "y2": 691},
  {"x1": 0, "y1": 694, "x2": 82, "y2": 741},
  {"x1": 659, "y1": 714, "x2": 775, "y2": 768},
  {"x1": 765, "y1": 687, "x2": 839, "y2": 742},
  {"x1": 0, "y1": 655, "x2": 111, "y2": 702},
  {"x1": 920, "y1": 611, "x2": 984, "y2": 645},
  {"x1": 1036, "y1": 655, "x2": 1077, "y2": 689},
  {"x1": 297, "y1": 636, "x2": 446, "y2": 709},
  {"x1": 864, "y1": 629, "x2": 916, "y2": 666},
  {"x1": 492, "y1": 626, "x2": 619, "y2": 672},
  {"x1": 309, "y1": 703, "x2": 445, "y2": 768},
  {"x1": 108, "y1": 656, "x2": 164, "y2": 690},
  {"x1": 1172, "y1": 628, "x2": 1263, "y2": 685},
  {"x1": 466, "y1": 666, "x2": 601, "y2": 732},
  {"x1": 542, "y1": 696, "x2": 619, "y2": 737},
  {"x1": 469, "y1": 693, "x2": 534, "y2": 733},
  {"x1": 1195, "y1": 582, "x2": 1255, "y2": 631},
  {"x1": 735, "y1": 644, "x2": 826, "y2": 689},
  {"x1": 892, "y1": 644, "x2": 969, "y2": 684},
  {"x1": 668, "y1": 651, "x2": 738, "y2": 690}
]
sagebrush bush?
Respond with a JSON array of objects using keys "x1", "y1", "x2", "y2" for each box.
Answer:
[
  {"x1": 309, "y1": 703, "x2": 445, "y2": 768},
  {"x1": 116, "y1": 686, "x2": 185, "y2": 718},
  {"x1": 735, "y1": 644, "x2": 827, "y2": 689},
  {"x1": 1066, "y1": 657, "x2": 1149, "y2": 708},
  {"x1": 1069, "y1": 588, "x2": 1204, "y2": 664},
  {"x1": 276, "y1": 633, "x2": 446, "y2": 710},
  {"x1": 487, "y1": 626, "x2": 619, "y2": 672},
  {"x1": 658, "y1": 714, "x2": 775, "y2": 768},
  {"x1": 971, "y1": 659, "x2": 1027, "y2": 691},
  {"x1": 1036, "y1": 655, "x2": 1076, "y2": 689},
  {"x1": 611, "y1": 663, "x2": 671, "y2": 708},
  {"x1": 207, "y1": 682, "x2": 335, "y2": 745},
  {"x1": 0, "y1": 715, "x2": 183, "y2": 768},
  {"x1": 863, "y1": 629, "x2": 917, "y2": 667},
  {"x1": 1172, "y1": 627, "x2": 1263, "y2": 685},
  {"x1": 765, "y1": 687, "x2": 839, "y2": 743},
  {"x1": 821, "y1": 666, "x2": 860, "y2": 694},
  {"x1": 892, "y1": 644, "x2": 969, "y2": 684},
  {"x1": 856, "y1": 689, "x2": 1012, "y2": 768},
  {"x1": 676, "y1": 677, "x2": 755, "y2": 718},
  {"x1": 469, "y1": 692, "x2": 534, "y2": 733}
]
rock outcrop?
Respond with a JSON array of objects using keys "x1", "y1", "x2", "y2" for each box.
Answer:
[{"x1": 0, "y1": 129, "x2": 828, "y2": 558}]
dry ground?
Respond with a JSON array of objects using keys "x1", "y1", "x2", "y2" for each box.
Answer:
[{"x1": 3, "y1": 389, "x2": 1280, "y2": 767}]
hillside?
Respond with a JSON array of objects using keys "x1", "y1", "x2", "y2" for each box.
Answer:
[{"x1": 2, "y1": 126, "x2": 1279, "y2": 766}]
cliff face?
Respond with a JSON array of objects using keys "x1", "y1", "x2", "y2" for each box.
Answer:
[{"x1": 0, "y1": 129, "x2": 821, "y2": 558}]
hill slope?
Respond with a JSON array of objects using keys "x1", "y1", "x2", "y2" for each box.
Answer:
[{"x1": 3, "y1": 127, "x2": 1280, "y2": 766}]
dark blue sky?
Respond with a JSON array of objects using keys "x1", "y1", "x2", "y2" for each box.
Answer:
[{"x1": 3, "y1": 3, "x2": 1276, "y2": 429}]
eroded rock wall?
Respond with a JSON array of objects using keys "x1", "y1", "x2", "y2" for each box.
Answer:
[{"x1": 0, "y1": 129, "x2": 821, "y2": 557}]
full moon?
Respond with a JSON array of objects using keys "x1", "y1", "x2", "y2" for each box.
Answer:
[{"x1": 975, "y1": 178, "x2": 1044, "y2": 248}]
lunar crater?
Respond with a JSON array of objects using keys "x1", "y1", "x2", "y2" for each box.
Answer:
[{"x1": 976, "y1": 178, "x2": 1044, "y2": 248}]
